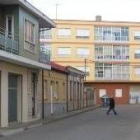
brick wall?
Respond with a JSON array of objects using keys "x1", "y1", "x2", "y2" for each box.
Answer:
[
  {"x1": 27, "y1": 69, "x2": 42, "y2": 120},
  {"x1": 85, "y1": 83, "x2": 131, "y2": 105}
]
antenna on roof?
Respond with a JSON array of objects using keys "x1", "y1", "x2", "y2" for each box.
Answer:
[{"x1": 55, "y1": 3, "x2": 61, "y2": 20}]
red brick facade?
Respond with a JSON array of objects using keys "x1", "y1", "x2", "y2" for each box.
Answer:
[{"x1": 84, "y1": 82, "x2": 140, "y2": 105}]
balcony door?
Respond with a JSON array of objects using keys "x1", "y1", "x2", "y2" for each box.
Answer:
[{"x1": 6, "y1": 15, "x2": 14, "y2": 38}]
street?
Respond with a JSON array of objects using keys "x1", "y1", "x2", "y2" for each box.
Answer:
[{"x1": 1, "y1": 105, "x2": 140, "y2": 140}]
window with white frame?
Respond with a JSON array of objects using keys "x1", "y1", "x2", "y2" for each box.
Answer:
[
  {"x1": 113, "y1": 64, "x2": 121, "y2": 79},
  {"x1": 99, "y1": 89, "x2": 106, "y2": 97},
  {"x1": 135, "y1": 67, "x2": 140, "y2": 76},
  {"x1": 40, "y1": 44, "x2": 52, "y2": 51},
  {"x1": 77, "y1": 48, "x2": 89, "y2": 57},
  {"x1": 122, "y1": 65, "x2": 130, "y2": 79},
  {"x1": 57, "y1": 47, "x2": 71, "y2": 57},
  {"x1": 25, "y1": 20, "x2": 35, "y2": 52},
  {"x1": 95, "y1": 46, "x2": 103, "y2": 59},
  {"x1": 40, "y1": 45, "x2": 51, "y2": 59},
  {"x1": 40, "y1": 29, "x2": 52, "y2": 39},
  {"x1": 57, "y1": 28, "x2": 71, "y2": 38},
  {"x1": 134, "y1": 31, "x2": 140, "y2": 40},
  {"x1": 95, "y1": 45, "x2": 129, "y2": 60},
  {"x1": 76, "y1": 66, "x2": 90, "y2": 76},
  {"x1": 76, "y1": 29, "x2": 89, "y2": 39},
  {"x1": 95, "y1": 63, "x2": 129, "y2": 80},
  {"x1": 135, "y1": 49, "x2": 140, "y2": 58},
  {"x1": 115, "y1": 89, "x2": 122, "y2": 97},
  {"x1": 94, "y1": 26, "x2": 129, "y2": 42}
]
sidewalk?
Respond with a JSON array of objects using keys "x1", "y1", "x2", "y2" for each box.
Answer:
[{"x1": 0, "y1": 105, "x2": 100, "y2": 137}]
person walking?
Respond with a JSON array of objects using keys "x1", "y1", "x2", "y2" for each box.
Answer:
[{"x1": 106, "y1": 96, "x2": 117, "y2": 115}]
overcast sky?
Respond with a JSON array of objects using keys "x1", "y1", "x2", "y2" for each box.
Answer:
[{"x1": 28, "y1": 0, "x2": 140, "y2": 21}]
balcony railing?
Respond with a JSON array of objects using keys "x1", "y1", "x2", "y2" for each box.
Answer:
[
  {"x1": 94, "y1": 36, "x2": 129, "y2": 42},
  {"x1": 95, "y1": 73, "x2": 130, "y2": 80},
  {"x1": 39, "y1": 47, "x2": 51, "y2": 63},
  {"x1": 0, "y1": 27, "x2": 19, "y2": 54}
]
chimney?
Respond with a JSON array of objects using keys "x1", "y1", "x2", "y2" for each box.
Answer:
[{"x1": 96, "y1": 15, "x2": 102, "y2": 21}]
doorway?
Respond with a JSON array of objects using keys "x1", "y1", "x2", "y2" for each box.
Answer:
[
  {"x1": 8, "y1": 74, "x2": 22, "y2": 123},
  {"x1": 130, "y1": 86, "x2": 140, "y2": 104}
]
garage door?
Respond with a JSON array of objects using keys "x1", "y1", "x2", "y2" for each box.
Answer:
[{"x1": 130, "y1": 86, "x2": 140, "y2": 104}]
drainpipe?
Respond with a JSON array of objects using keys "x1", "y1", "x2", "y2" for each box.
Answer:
[
  {"x1": 42, "y1": 70, "x2": 44, "y2": 119},
  {"x1": 66, "y1": 73, "x2": 68, "y2": 112},
  {"x1": 50, "y1": 84, "x2": 53, "y2": 114}
]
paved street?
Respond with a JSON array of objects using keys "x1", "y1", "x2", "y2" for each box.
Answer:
[{"x1": 1, "y1": 105, "x2": 140, "y2": 140}]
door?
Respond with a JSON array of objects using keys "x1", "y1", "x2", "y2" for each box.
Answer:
[
  {"x1": 130, "y1": 86, "x2": 140, "y2": 104},
  {"x1": 8, "y1": 75, "x2": 18, "y2": 123}
]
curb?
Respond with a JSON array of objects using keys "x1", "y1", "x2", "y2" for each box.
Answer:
[
  {"x1": 43, "y1": 105, "x2": 100, "y2": 125},
  {"x1": 0, "y1": 106, "x2": 100, "y2": 137}
]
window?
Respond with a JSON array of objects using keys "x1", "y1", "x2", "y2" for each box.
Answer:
[
  {"x1": 94, "y1": 26, "x2": 129, "y2": 42},
  {"x1": 76, "y1": 29, "x2": 89, "y2": 39},
  {"x1": 122, "y1": 65, "x2": 129, "y2": 79},
  {"x1": 115, "y1": 89, "x2": 122, "y2": 97},
  {"x1": 95, "y1": 63, "x2": 129, "y2": 80},
  {"x1": 134, "y1": 31, "x2": 140, "y2": 40},
  {"x1": 95, "y1": 45, "x2": 129, "y2": 60},
  {"x1": 135, "y1": 49, "x2": 140, "y2": 58},
  {"x1": 95, "y1": 46, "x2": 103, "y2": 59},
  {"x1": 135, "y1": 67, "x2": 140, "y2": 76},
  {"x1": 56, "y1": 81, "x2": 59, "y2": 94},
  {"x1": 113, "y1": 64, "x2": 121, "y2": 79},
  {"x1": 104, "y1": 46, "x2": 112, "y2": 59},
  {"x1": 41, "y1": 44, "x2": 51, "y2": 51},
  {"x1": 6, "y1": 15, "x2": 14, "y2": 38},
  {"x1": 77, "y1": 48, "x2": 89, "y2": 57},
  {"x1": 40, "y1": 45, "x2": 51, "y2": 62},
  {"x1": 57, "y1": 28, "x2": 71, "y2": 38},
  {"x1": 25, "y1": 20, "x2": 35, "y2": 52},
  {"x1": 77, "y1": 66, "x2": 90, "y2": 76},
  {"x1": 57, "y1": 47, "x2": 71, "y2": 57},
  {"x1": 104, "y1": 63, "x2": 112, "y2": 79},
  {"x1": 113, "y1": 46, "x2": 121, "y2": 59},
  {"x1": 99, "y1": 89, "x2": 106, "y2": 97},
  {"x1": 40, "y1": 29, "x2": 52, "y2": 39}
]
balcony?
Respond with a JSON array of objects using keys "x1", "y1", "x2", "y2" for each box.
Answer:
[
  {"x1": 39, "y1": 47, "x2": 51, "y2": 63},
  {"x1": 94, "y1": 36, "x2": 129, "y2": 43},
  {"x1": 0, "y1": 27, "x2": 19, "y2": 54}
]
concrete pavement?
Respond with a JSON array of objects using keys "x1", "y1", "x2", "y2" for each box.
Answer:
[
  {"x1": 1, "y1": 105, "x2": 140, "y2": 140},
  {"x1": 0, "y1": 105, "x2": 100, "y2": 137}
]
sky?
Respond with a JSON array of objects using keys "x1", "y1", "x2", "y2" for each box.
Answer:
[{"x1": 27, "y1": 0, "x2": 140, "y2": 22}]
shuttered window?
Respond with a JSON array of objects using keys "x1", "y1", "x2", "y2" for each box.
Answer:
[
  {"x1": 57, "y1": 28, "x2": 71, "y2": 38},
  {"x1": 76, "y1": 29, "x2": 89, "y2": 39},
  {"x1": 58, "y1": 47, "x2": 71, "y2": 57}
]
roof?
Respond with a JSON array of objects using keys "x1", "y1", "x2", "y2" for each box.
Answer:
[
  {"x1": 0, "y1": 0, "x2": 55, "y2": 28},
  {"x1": 54, "y1": 19, "x2": 140, "y2": 24},
  {"x1": 66, "y1": 66, "x2": 85, "y2": 76},
  {"x1": 50, "y1": 62, "x2": 67, "y2": 73}
]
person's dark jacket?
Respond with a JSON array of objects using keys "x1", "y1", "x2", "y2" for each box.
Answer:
[{"x1": 109, "y1": 98, "x2": 115, "y2": 108}]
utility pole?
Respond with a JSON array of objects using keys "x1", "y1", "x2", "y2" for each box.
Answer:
[
  {"x1": 85, "y1": 59, "x2": 87, "y2": 81},
  {"x1": 55, "y1": 3, "x2": 59, "y2": 20}
]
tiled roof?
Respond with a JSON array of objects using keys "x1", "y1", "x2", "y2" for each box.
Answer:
[{"x1": 50, "y1": 62, "x2": 67, "y2": 73}]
